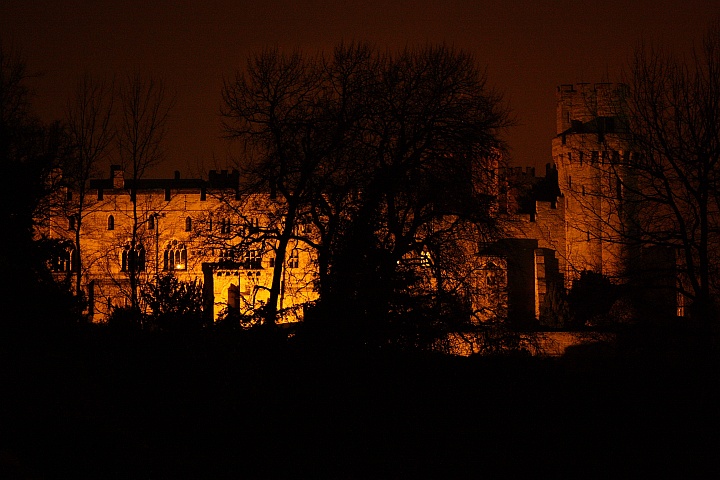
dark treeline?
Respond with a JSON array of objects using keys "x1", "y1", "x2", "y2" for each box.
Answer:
[
  {"x1": 0, "y1": 40, "x2": 81, "y2": 330},
  {"x1": 3, "y1": 319, "x2": 718, "y2": 478}
]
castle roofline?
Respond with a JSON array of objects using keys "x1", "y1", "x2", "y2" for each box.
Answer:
[{"x1": 89, "y1": 166, "x2": 241, "y2": 191}]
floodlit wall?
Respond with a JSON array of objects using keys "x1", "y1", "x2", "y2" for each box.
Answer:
[
  {"x1": 47, "y1": 168, "x2": 318, "y2": 323},
  {"x1": 552, "y1": 83, "x2": 632, "y2": 286},
  {"x1": 43, "y1": 83, "x2": 684, "y2": 327}
]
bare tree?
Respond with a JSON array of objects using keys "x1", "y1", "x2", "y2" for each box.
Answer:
[
  {"x1": 611, "y1": 25, "x2": 720, "y2": 322},
  {"x1": 220, "y1": 45, "x2": 362, "y2": 324},
  {"x1": 1, "y1": 39, "x2": 75, "y2": 321},
  {"x1": 562, "y1": 24, "x2": 720, "y2": 323},
  {"x1": 220, "y1": 43, "x2": 511, "y2": 343},
  {"x1": 322, "y1": 45, "x2": 510, "y2": 344},
  {"x1": 64, "y1": 73, "x2": 114, "y2": 301},
  {"x1": 116, "y1": 72, "x2": 173, "y2": 310}
]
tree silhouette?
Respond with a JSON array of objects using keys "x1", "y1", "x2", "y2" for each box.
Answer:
[
  {"x1": 116, "y1": 72, "x2": 174, "y2": 311},
  {"x1": 620, "y1": 24, "x2": 720, "y2": 323},
  {"x1": 0, "y1": 39, "x2": 75, "y2": 324},
  {"x1": 322, "y1": 45, "x2": 509, "y2": 344},
  {"x1": 550, "y1": 23, "x2": 720, "y2": 325},
  {"x1": 567, "y1": 270, "x2": 619, "y2": 327},
  {"x1": 63, "y1": 73, "x2": 115, "y2": 304},
  {"x1": 221, "y1": 43, "x2": 511, "y2": 345},
  {"x1": 220, "y1": 44, "x2": 375, "y2": 324},
  {"x1": 141, "y1": 273, "x2": 204, "y2": 331}
]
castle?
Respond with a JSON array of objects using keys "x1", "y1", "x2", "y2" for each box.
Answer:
[
  {"x1": 44, "y1": 83, "x2": 681, "y2": 324},
  {"x1": 45, "y1": 167, "x2": 318, "y2": 323}
]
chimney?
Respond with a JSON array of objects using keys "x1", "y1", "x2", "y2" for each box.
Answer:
[{"x1": 111, "y1": 165, "x2": 124, "y2": 189}]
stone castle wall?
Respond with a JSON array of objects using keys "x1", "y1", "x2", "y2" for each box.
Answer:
[
  {"x1": 552, "y1": 83, "x2": 632, "y2": 285},
  {"x1": 47, "y1": 169, "x2": 318, "y2": 322},
  {"x1": 45, "y1": 82, "x2": 681, "y2": 327}
]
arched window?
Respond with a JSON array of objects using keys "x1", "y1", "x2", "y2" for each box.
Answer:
[
  {"x1": 220, "y1": 218, "x2": 231, "y2": 234},
  {"x1": 148, "y1": 215, "x2": 155, "y2": 230},
  {"x1": 163, "y1": 240, "x2": 187, "y2": 271},
  {"x1": 121, "y1": 243, "x2": 145, "y2": 272},
  {"x1": 51, "y1": 244, "x2": 75, "y2": 272},
  {"x1": 68, "y1": 216, "x2": 76, "y2": 231},
  {"x1": 185, "y1": 216, "x2": 192, "y2": 232},
  {"x1": 484, "y1": 261, "x2": 505, "y2": 289},
  {"x1": 107, "y1": 215, "x2": 114, "y2": 230}
]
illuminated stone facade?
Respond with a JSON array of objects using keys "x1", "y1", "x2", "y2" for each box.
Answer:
[
  {"x1": 484, "y1": 82, "x2": 679, "y2": 321},
  {"x1": 46, "y1": 167, "x2": 317, "y2": 323},
  {"x1": 44, "y1": 83, "x2": 679, "y2": 325},
  {"x1": 552, "y1": 83, "x2": 633, "y2": 285}
]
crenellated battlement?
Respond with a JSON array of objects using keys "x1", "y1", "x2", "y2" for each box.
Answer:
[{"x1": 556, "y1": 82, "x2": 628, "y2": 135}]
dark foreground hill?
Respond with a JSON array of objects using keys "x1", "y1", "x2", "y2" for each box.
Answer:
[{"x1": 2, "y1": 323, "x2": 719, "y2": 479}]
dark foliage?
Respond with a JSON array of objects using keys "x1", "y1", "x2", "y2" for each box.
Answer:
[
  {"x1": 142, "y1": 274, "x2": 206, "y2": 332},
  {"x1": 106, "y1": 305, "x2": 144, "y2": 332},
  {"x1": 1, "y1": 40, "x2": 77, "y2": 327},
  {"x1": 567, "y1": 270, "x2": 620, "y2": 327},
  {"x1": 222, "y1": 43, "x2": 509, "y2": 346},
  {"x1": 1, "y1": 321, "x2": 717, "y2": 479}
]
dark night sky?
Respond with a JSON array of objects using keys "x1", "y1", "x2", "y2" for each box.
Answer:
[{"x1": 2, "y1": 0, "x2": 718, "y2": 178}]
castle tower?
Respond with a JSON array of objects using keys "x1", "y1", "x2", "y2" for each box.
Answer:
[{"x1": 552, "y1": 83, "x2": 632, "y2": 286}]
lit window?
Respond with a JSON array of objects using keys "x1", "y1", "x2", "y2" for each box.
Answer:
[
  {"x1": 420, "y1": 249, "x2": 432, "y2": 267},
  {"x1": 219, "y1": 249, "x2": 234, "y2": 263},
  {"x1": 51, "y1": 245, "x2": 75, "y2": 272},
  {"x1": 107, "y1": 215, "x2": 114, "y2": 230},
  {"x1": 221, "y1": 218, "x2": 231, "y2": 234},
  {"x1": 288, "y1": 249, "x2": 299, "y2": 269},
  {"x1": 163, "y1": 240, "x2": 187, "y2": 271},
  {"x1": 121, "y1": 243, "x2": 145, "y2": 272},
  {"x1": 244, "y1": 250, "x2": 262, "y2": 269},
  {"x1": 294, "y1": 219, "x2": 311, "y2": 235}
]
